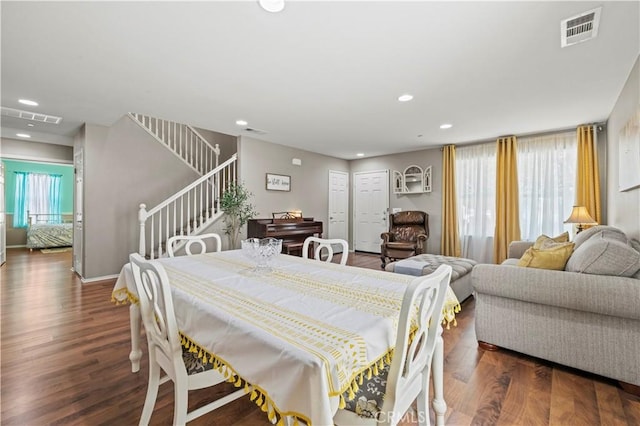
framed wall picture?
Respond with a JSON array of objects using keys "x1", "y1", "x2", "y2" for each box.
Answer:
[
  {"x1": 266, "y1": 173, "x2": 291, "y2": 191},
  {"x1": 619, "y1": 105, "x2": 640, "y2": 192}
]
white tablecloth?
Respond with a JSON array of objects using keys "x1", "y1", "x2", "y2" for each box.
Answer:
[{"x1": 112, "y1": 250, "x2": 460, "y2": 425}]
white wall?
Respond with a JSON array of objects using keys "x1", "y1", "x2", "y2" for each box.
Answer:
[{"x1": 606, "y1": 55, "x2": 640, "y2": 240}]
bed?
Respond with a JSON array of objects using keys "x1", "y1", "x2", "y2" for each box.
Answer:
[{"x1": 26, "y1": 212, "x2": 73, "y2": 250}]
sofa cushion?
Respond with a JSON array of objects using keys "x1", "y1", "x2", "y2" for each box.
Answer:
[
  {"x1": 566, "y1": 235, "x2": 640, "y2": 277},
  {"x1": 517, "y1": 239, "x2": 575, "y2": 270},
  {"x1": 572, "y1": 225, "x2": 627, "y2": 250},
  {"x1": 631, "y1": 240, "x2": 640, "y2": 279},
  {"x1": 533, "y1": 232, "x2": 569, "y2": 248}
]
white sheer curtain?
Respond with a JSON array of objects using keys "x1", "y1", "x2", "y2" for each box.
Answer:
[
  {"x1": 456, "y1": 143, "x2": 496, "y2": 264},
  {"x1": 13, "y1": 172, "x2": 62, "y2": 227},
  {"x1": 517, "y1": 131, "x2": 577, "y2": 241}
]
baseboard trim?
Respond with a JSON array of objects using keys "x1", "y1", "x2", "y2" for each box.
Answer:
[{"x1": 81, "y1": 274, "x2": 119, "y2": 284}]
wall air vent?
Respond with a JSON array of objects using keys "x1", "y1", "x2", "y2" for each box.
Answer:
[
  {"x1": 243, "y1": 127, "x2": 268, "y2": 135},
  {"x1": 561, "y1": 7, "x2": 601, "y2": 48},
  {"x1": 1, "y1": 106, "x2": 63, "y2": 124}
]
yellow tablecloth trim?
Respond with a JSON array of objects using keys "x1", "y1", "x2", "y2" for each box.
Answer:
[
  {"x1": 110, "y1": 287, "x2": 138, "y2": 305},
  {"x1": 111, "y1": 254, "x2": 462, "y2": 426},
  {"x1": 180, "y1": 332, "x2": 312, "y2": 426}
]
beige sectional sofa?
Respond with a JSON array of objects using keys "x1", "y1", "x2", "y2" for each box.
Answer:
[{"x1": 472, "y1": 226, "x2": 640, "y2": 392}]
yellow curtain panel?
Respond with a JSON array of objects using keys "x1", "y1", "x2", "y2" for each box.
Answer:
[
  {"x1": 441, "y1": 145, "x2": 461, "y2": 257},
  {"x1": 576, "y1": 125, "x2": 602, "y2": 224},
  {"x1": 494, "y1": 136, "x2": 521, "y2": 264}
]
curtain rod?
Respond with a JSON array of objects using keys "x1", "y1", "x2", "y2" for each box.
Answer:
[{"x1": 439, "y1": 121, "x2": 607, "y2": 150}]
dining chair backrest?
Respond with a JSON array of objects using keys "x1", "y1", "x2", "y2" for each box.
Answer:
[
  {"x1": 334, "y1": 264, "x2": 452, "y2": 426},
  {"x1": 302, "y1": 237, "x2": 349, "y2": 266},
  {"x1": 166, "y1": 233, "x2": 222, "y2": 257},
  {"x1": 129, "y1": 253, "x2": 183, "y2": 377},
  {"x1": 129, "y1": 253, "x2": 247, "y2": 425}
]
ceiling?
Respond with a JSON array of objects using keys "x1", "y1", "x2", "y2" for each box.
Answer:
[{"x1": 1, "y1": 1, "x2": 638, "y2": 160}]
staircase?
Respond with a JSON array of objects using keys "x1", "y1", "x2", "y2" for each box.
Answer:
[
  {"x1": 129, "y1": 112, "x2": 220, "y2": 176},
  {"x1": 129, "y1": 113, "x2": 237, "y2": 259}
]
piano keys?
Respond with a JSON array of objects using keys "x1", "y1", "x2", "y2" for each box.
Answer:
[{"x1": 247, "y1": 218, "x2": 323, "y2": 257}]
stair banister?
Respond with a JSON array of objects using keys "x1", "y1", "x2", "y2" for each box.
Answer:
[
  {"x1": 138, "y1": 203, "x2": 147, "y2": 256},
  {"x1": 138, "y1": 154, "x2": 237, "y2": 258},
  {"x1": 128, "y1": 113, "x2": 220, "y2": 176}
]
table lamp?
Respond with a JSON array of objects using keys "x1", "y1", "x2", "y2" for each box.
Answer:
[{"x1": 564, "y1": 205, "x2": 597, "y2": 233}]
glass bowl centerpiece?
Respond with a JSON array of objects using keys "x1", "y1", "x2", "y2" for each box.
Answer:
[{"x1": 241, "y1": 237, "x2": 283, "y2": 272}]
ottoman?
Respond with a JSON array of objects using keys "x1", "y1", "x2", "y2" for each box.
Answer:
[{"x1": 385, "y1": 254, "x2": 477, "y2": 302}]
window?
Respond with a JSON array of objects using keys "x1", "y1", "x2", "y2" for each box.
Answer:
[
  {"x1": 517, "y1": 132, "x2": 577, "y2": 241},
  {"x1": 456, "y1": 143, "x2": 496, "y2": 264},
  {"x1": 455, "y1": 131, "x2": 578, "y2": 263},
  {"x1": 13, "y1": 172, "x2": 62, "y2": 227}
]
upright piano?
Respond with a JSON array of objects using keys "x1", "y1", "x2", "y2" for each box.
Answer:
[{"x1": 247, "y1": 218, "x2": 323, "y2": 256}]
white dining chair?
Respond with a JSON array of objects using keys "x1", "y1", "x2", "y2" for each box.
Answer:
[
  {"x1": 302, "y1": 237, "x2": 349, "y2": 265},
  {"x1": 166, "y1": 233, "x2": 222, "y2": 257},
  {"x1": 333, "y1": 264, "x2": 453, "y2": 426},
  {"x1": 129, "y1": 253, "x2": 247, "y2": 425}
]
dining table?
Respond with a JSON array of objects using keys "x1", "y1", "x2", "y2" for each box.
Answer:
[{"x1": 111, "y1": 249, "x2": 460, "y2": 426}]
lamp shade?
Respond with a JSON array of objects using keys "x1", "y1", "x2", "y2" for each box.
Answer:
[{"x1": 564, "y1": 206, "x2": 597, "y2": 225}]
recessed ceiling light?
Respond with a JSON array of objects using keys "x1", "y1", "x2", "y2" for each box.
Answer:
[
  {"x1": 258, "y1": 0, "x2": 285, "y2": 13},
  {"x1": 18, "y1": 99, "x2": 38, "y2": 107},
  {"x1": 27, "y1": 123, "x2": 35, "y2": 127},
  {"x1": 235, "y1": 119, "x2": 248, "y2": 126},
  {"x1": 16, "y1": 133, "x2": 31, "y2": 138},
  {"x1": 398, "y1": 94, "x2": 414, "y2": 102},
  {"x1": 356, "y1": 153, "x2": 365, "y2": 157},
  {"x1": 440, "y1": 123, "x2": 453, "y2": 129}
]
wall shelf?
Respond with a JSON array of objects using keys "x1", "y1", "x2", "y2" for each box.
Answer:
[{"x1": 393, "y1": 165, "x2": 432, "y2": 194}]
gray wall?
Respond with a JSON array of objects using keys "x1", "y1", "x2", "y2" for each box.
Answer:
[
  {"x1": 606, "y1": 55, "x2": 640, "y2": 240},
  {"x1": 1, "y1": 137, "x2": 73, "y2": 163},
  {"x1": 193, "y1": 127, "x2": 237, "y2": 164},
  {"x1": 79, "y1": 117, "x2": 201, "y2": 279},
  {"x1": 237, "y1": 136, "x2": 349, "y2": 240},
  {"x1": 350, "y1": 148, "x2": 443, "y2": 254}
]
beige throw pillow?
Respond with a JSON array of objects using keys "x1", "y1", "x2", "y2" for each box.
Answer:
[
  {"x1": 518, "y1": 234, "x2": 575, "y2": 270},
  {"x1": 532, "y1": 232, "x2": 569, "y2": 249}
]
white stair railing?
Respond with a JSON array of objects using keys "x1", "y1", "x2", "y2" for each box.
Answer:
[
  {"x1": 138, "y1": 154, "x2": 237, "y2": 259},
  {"x1": 129, "y1": 112, "x2": 220, "y2": 175}
]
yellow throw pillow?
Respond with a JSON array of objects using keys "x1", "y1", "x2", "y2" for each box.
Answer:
[
  {"x1": 517, "y1": 240, "x2": 575, "y2": 270},
  {"x1": 532, "y1": 232, "x2": 570, "y2": 249}
]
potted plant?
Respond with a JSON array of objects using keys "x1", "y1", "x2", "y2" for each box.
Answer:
[{"x1": 220, "y1": 182, "x2": 258, "y2": 249}]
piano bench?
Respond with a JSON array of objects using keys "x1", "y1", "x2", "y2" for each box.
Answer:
[{"x1": 283, "y1": 242, "x2": 305, "y2": 256}]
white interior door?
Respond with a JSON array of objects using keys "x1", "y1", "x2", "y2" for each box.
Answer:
[
  {"x1": 73, "y1": 149, "x2": 83, "y2": 276},
  {"x1": 0, "y1": 162, "x2": 5, "y2": 266},
  {"x1": 353, "y1": 170, "x2": 389, "y2": 253},
  {"x1": 328, "y1": 170, "x2": 349, "y2": 252}
]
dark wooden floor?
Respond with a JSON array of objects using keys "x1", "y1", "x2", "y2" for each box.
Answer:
[{"x1": 1, "y1": 248, "x2": 639, "y2": 425}]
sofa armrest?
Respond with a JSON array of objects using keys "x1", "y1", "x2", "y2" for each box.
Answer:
[
  {"x1": 381, "y1": 232, "x2": 393, "y2": 243},
  {"x1": 508, "y1": 241, "x2": 534, "y2": 259},
  {"x1": 472, "y1": 264, "x2": 640, "y2": 320}
]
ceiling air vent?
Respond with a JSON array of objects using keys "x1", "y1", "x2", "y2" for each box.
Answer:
[
  {"x1": 1, "y1": 106, "x2": 63, "y2": 124},
  {"x1": 243, "y1": 127, "x2": 268, "y2": 135},
  {"x1": 561, "y1": 7, "x2": 601, "y2": 48}
]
